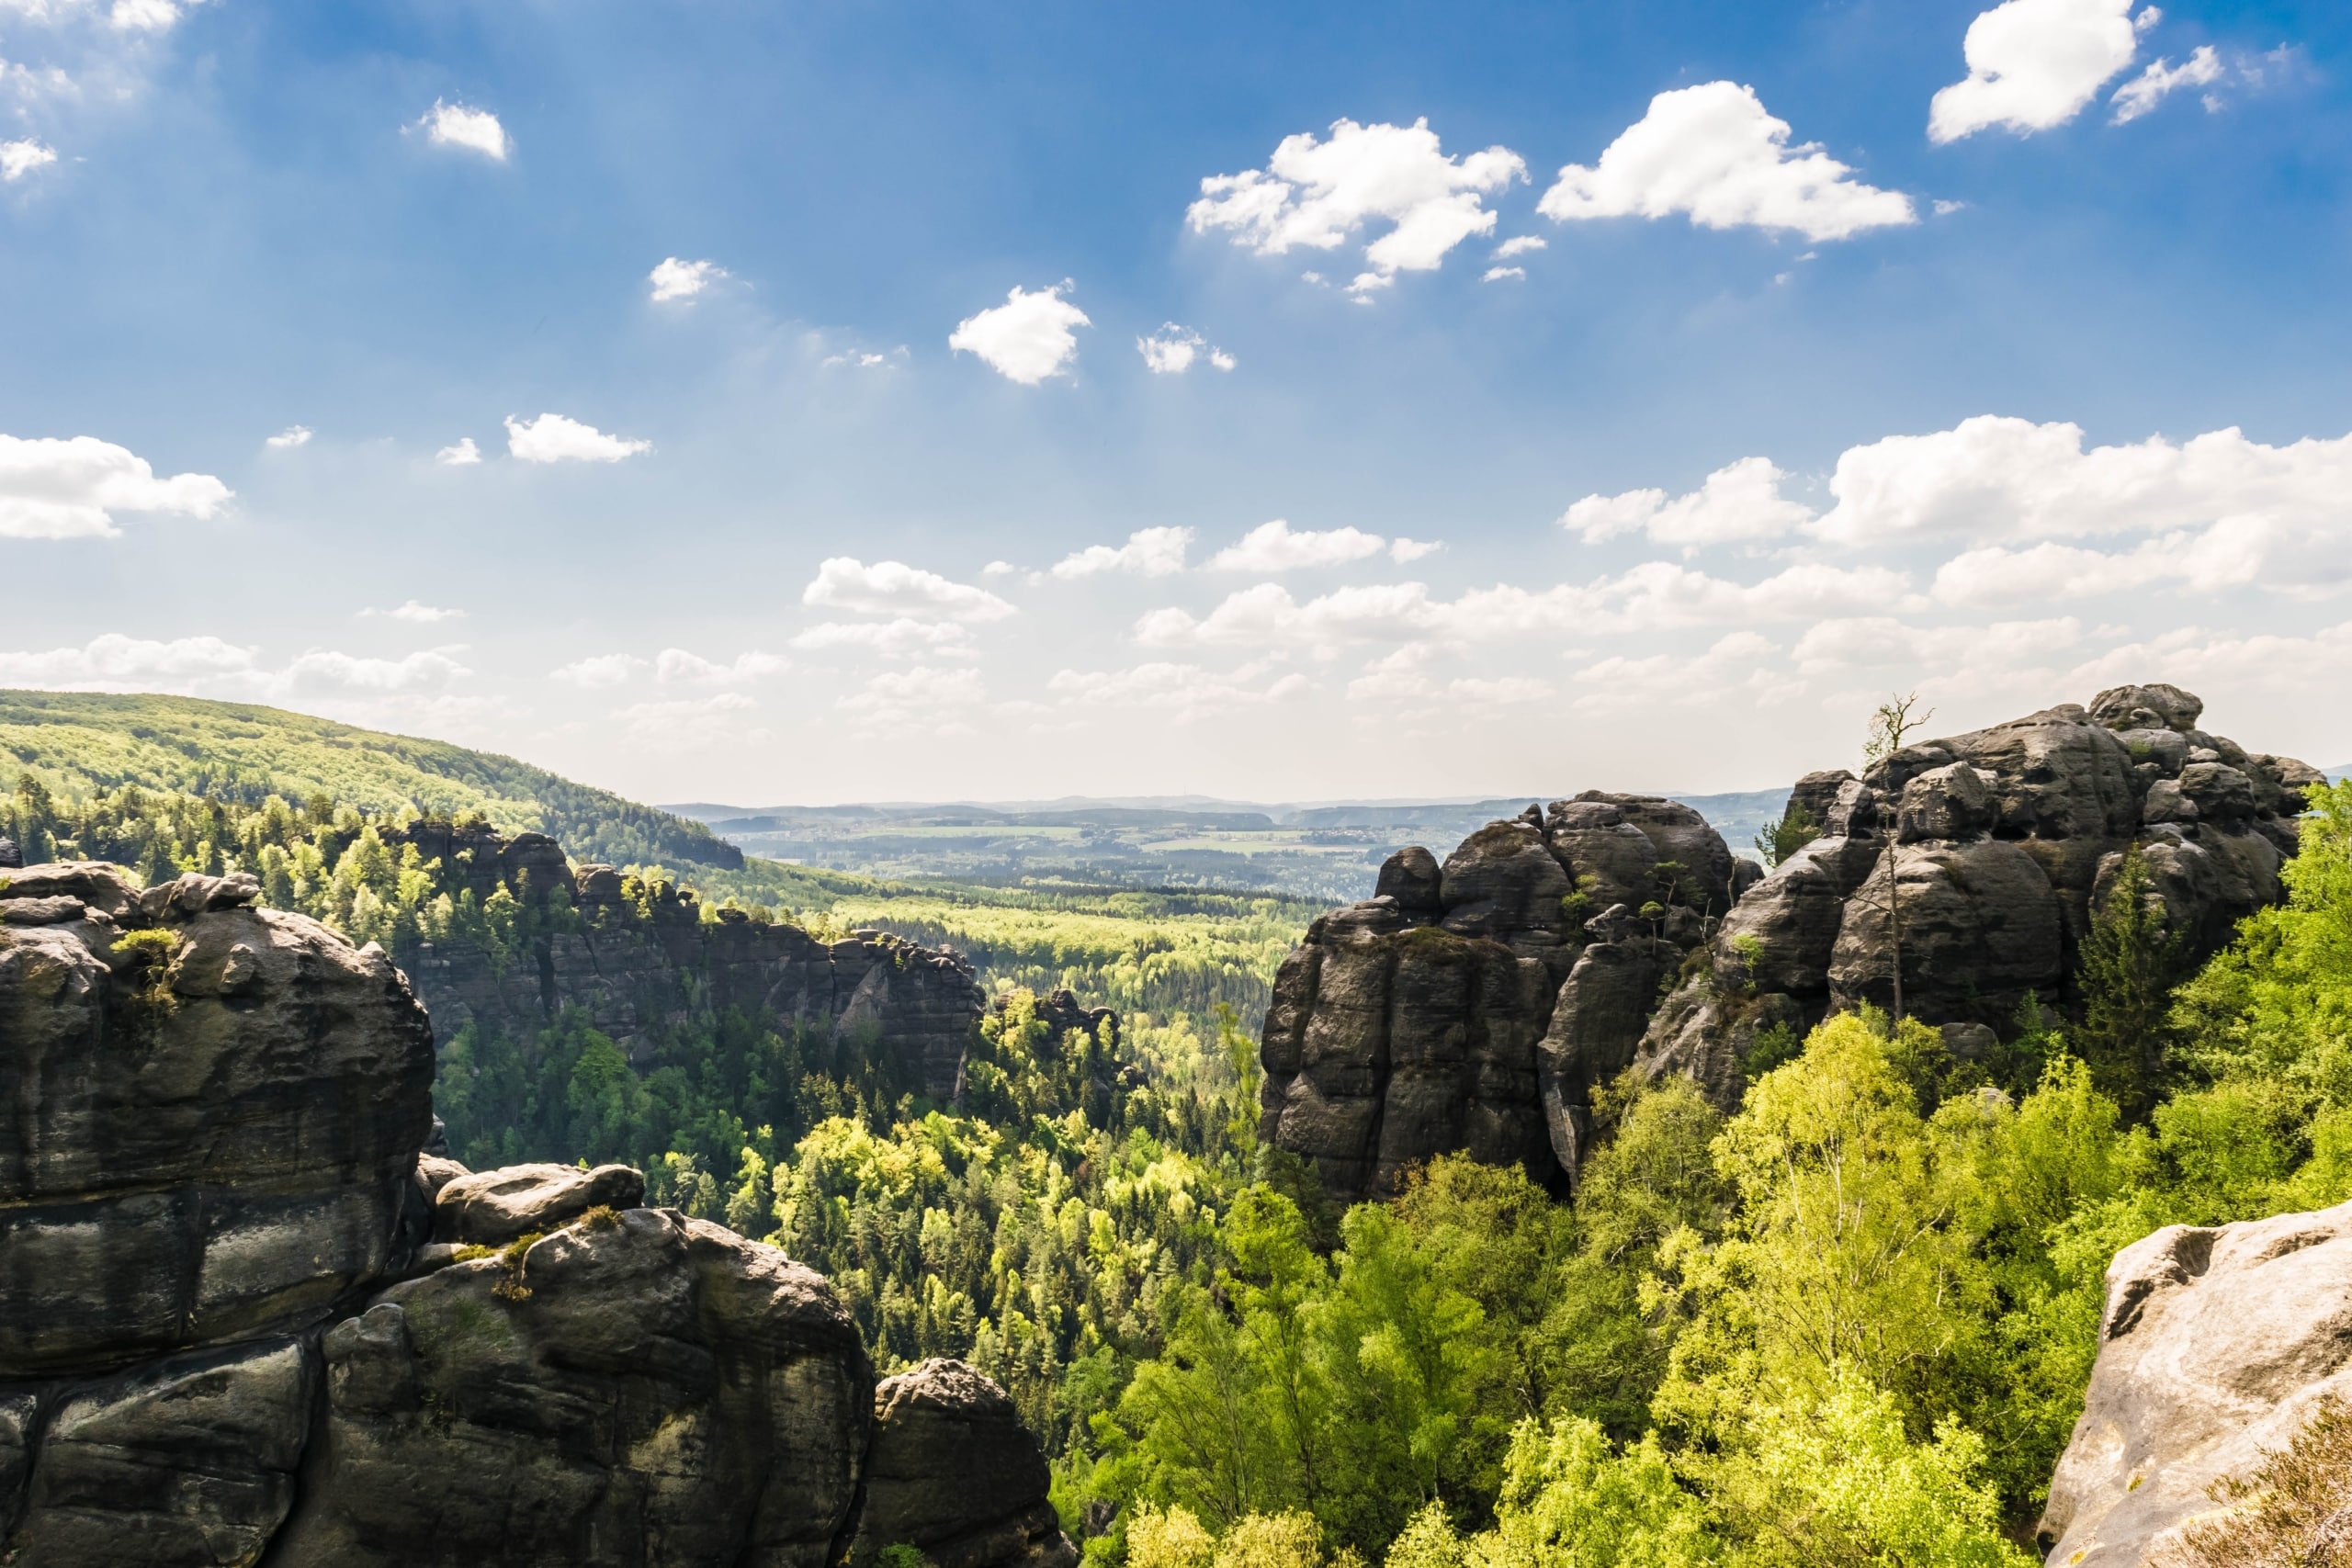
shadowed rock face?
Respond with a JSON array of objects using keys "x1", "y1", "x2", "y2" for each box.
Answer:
[
  {"x1": 849, "y1": 1359, "x2": 1079, "y2": 1568},
  {"x1": 1260, "y1": 795, "x2": 1734, "y2": 1203},
  {"x1": 1634, "y1": 685, "x2": 2321, "y2": 1114},
  {"x1": 2039, "y1": 1200, "x2": 2352, "y2": 1567},
  {"x1": 0, "y1": 860, "x2": 1067, "y2": 1568}
]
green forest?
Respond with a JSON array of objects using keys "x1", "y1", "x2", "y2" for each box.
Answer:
[{"x1": 10, "y1": 694, "x2": 2352, "y2": 1566}]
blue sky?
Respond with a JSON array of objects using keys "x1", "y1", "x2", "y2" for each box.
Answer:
[{"x1": 3, "y1": 0, "x2": 2347, "y2": 803}]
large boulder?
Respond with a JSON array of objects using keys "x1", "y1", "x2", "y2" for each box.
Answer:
[
  {"x1": 431, "y1": 1161, "x2": 648, "y2": 1245},
  {"x1": 848, "y1": 1359, "x2": 1077, "y2": 1568},
  {"x1": 0, "y1": 864, "x2": 435, "y2": 1376},
  {"x1": 267, "y1": 1209, "x2": 874, "y2": 1568},
  {"x1": 2040, "y1": 1199, "x2": 2352, "y2": 1566}
]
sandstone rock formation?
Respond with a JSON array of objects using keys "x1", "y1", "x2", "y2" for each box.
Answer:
[
  {"x1": 1259, "y1": 686, "x2": 2320, "y2": 1194},
  {"x1": 2039, "y1": 1199, "x2": 2352, "y2": 1566},
  {"x1": 1259, "y1": 795, "x2": 1736, "y2": 1202},
  {"x1": 849, "y1": 1359, "x2": 1080, "y2": 1568},
  {"x1": 0, "y1": 859, "x2": 1070, "y2": 1568},
  {"x1": 390, "y1": 829, "x2": 987, "y2": 1103},
  {"x1": 1634, "y1": 684, "x2": 2321, "y2": 1113}
]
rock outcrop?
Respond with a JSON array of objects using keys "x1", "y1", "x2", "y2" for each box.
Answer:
[
  {"x1": 390, "y1": 830, "x2": 988, "y2": 1104},
  {"x1": 1258, "y1": 795, "x2": 1736, "y2": 1203},
  {"x1": 1259, "y1": 686, "x2": 2320, "y2": 1194},
  {"x1": 1634, "y1": 684, "x2": 2321, "y2": 1113},
  {"x1": 849, "y1": 1359, "x2": 1079, "y2": 1568},
  {"x1": 0, "y1": 860, "x2": 1069, "y2": 1568},
  {"x1": 2039, "y1": 1199, "x2": 2352, "y2": 1566}
]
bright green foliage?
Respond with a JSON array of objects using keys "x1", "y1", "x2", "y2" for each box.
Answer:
[
  {"x1": 1752, "y1": 801, "x2": 1822, "y2": 872},
  {"x1": 2074, "y1": 845, "x2": 2188, "y2": 1121}
]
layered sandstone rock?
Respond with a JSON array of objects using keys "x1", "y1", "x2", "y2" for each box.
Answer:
[
  {"x1": 1259, "y1": 795, "x2": 1734, "y2": 1202},
  {"x1": 1634, "y1": 684, "x2": 2321, "y2": 1111},
  {"x1": 0, "y1": 859, "x2": 1062, "y2": 1568},
  {"x1": 849, "y1": 1359, "x2": 1079, "y2": 1568},
  {"x1": 2039, "y1": 1199, "x2": 2352, "y2": 1566}
]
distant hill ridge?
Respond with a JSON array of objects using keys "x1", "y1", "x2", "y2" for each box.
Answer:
[{"x1": 0, "y1": 690, "x2": 742, "y2": 872}]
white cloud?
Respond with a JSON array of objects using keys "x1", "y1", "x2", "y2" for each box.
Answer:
[
  {"x1": 549, "y1": 653, "x2": 646, "y2": 688},
  {"x1": 802, "y1": 557, "x2": 1016, "y2": 622},
  {"x1": 1792, "y1": 615, "x2": 2085, "y2": 673},
  {"x1": 948, "y1": 284, "x2": 1090, "y2": 384},
  {"x1": 1537, "y1": 82, "x2": 1915, "y2": 243},
  {"x1": 790, "y1": 618, "x2": 976, "y2": 660},
  {"x1": 1, "y1": 140, "x2": 57, "y2": 180},
  {"x1": 981, "y1": 560, "x2": 1016, "y2": 577},
  {"x1": 649, "y1": 256, "x2": 725, "y2": 302},
  {"x1": 823, "y1": 352, "x2": 891, "y2": 369},
  {"x1": 655, "y1": 648, "x2": 788, "y2": 684},
  {"x1": 0, "y1": 632, "x2": 256, "y2": 687},
  {"x1": 418, "y1": 99, "x2": 509, "y2": 161},
  {"x1": 0, "y1": 433, "x2": 230, "y2": 539},
  {"x1": 838, "y1": 665, "x2": 987, "y2": 738},
  {"x1": 2064, "y1": 620, "x2": 2352, "y2": 696},
  {"x1": 1047, "y1": 661, "x2": 1312, "y2": 722},
  {"x1": 1481, "y1": 265, "x2": 1525, "y2": 282},
  {"x1": 1390, "y1": 537, "x2": 1442, "y2": 563},
  {"x1": 2111, "y1": 45, "x2": 2222, "y2": 122},
  {"x1": 1187, "y1": 118, "x2": 1526, "y2": 292},
  {"x1": 1050, "y1": 525, "x2": 1194, "y2": 581},
  {"x1": 278, "y1": 647, "x2": 469, "y2": 694},
  {"x1": 1136, "y1": 561, "x2": 1910, "y2": 654},
  {"x1": 1929, "y1": 521, "x2": 2274, "y2": 604},
  {"x1": 1137, "y1": 323, "x2": 1237, "y2": 375},
  {"x1": 503, "y1": 412, "x2": 650, "y2": 464},
  {"x1": 363, "y1": 600, "x2": 464, "y2": 624},
  {"x1": 435, "y1": 437, "x2": 481, "y2": 466},
  {"x1": 1566, "y1": 632, "x2": 1782, "y2": 715},
  {"x1": 614, "y1": 691, "x2": 762, "y2": 745},
  {"x1": 264, "y1": 424, "x2": 311, "y2": 449},
  {"x1": 1563, "y1": 457, "x2": 1813, "y2": 549},
  {"x1": 1207, "y1": 519, "x2": 1386, "y2": 573},
  {"x1": 1928, "y1": 0, "x2": 2148, "y2": 143},
  {"x1": 1345, "y1": 648, "x2": 1553, "y2": 711},
  {"x1": 1493, "y1": 235, "x2": 1546, "y2": 259}
]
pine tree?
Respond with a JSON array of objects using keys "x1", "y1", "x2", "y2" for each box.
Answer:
[{"x1": 2075, "y1": 843, "x2": 2186, "y2": 1122}]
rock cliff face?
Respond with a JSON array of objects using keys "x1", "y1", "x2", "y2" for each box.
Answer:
[
  {"x1": 2039, "y1": 1199, "x2": 2352, "y2": 1566},
  {"x1": 387, "y1": 825, "x2": 988, "y2": 1104},
  {"x1": 849, "y1": 1359, "x2": 1079, "y2": 1568},
  {"x1": 0, "y1": 861, "x2": 1071, "y2": 1568},
  {"x1": 1634, "y1": 684, "x2": 2321, "y2": 1111},
  {"x1": 1260, "y1": 686, "x2": 2321, "y2": 1194},
  {"x1": 1258, "y1": 795, "x2": 1737, "y2": 1203}
]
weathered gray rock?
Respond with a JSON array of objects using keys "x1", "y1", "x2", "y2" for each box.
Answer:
[
  {"x1": 430, "y1": 1161, "x2": 647, "y2": 1246},
  {"x1": 2040, "y1": 1199, "x2": 2352, "y2": 1566},
  {"x1": 0, "y1": 865, "x2": 435, "y2": 1376},
  {"x1": 3, "y1": 1337, "x2": 315, "y2": 1568},
  {"x1": 1261, "y1": 795, "x2": 1736, "y2": 1201},
  {"x1": 849, "y1": 1359, "x2": 1077, "y2": 1568},
  {"x1": 267, "y1": 1207, "x2": 875, "y2": 1568}
]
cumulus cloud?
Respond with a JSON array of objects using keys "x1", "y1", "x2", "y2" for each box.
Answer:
[
  {"x1": 363, "y1": 600, "x2": 463, "y2": 624},
  {"x1": 1566, "y1": 632, "x2": 1782, "y2": 715},
  {"x1": 655, "y1": 648, "x2": 788, "y2": 684},
  {"x1": 790, "y1": 618, "x2": 976, "y2": 660},
  {"x1": 1187, "y1": 118, "x2": 1526, "y2": 293},
  {"x1": 649, "y1": 256, "x2": 725, "y2": 302},
  {"x1": 2111, "y1": 45, "x2": 2222, "y2": 122},
  {"x1": 1049, "y1": 526, "x2": 1193, "y2": 581},
  {"x1": 435, "y1": 437, "x2": 481, "y2": 467},
  {"x1": 1929, "y1": 522, "x2": 2275, "y2": 605},
  {"x1": 1137, "y1": 324, "x2": 1236, "y2": 375},
  {"x1": 949, "y1": 284, "x2": 1090, "y2": 384},
  {"x1": 1, "y1": 140, "x2": 57, "y2": 180},
  {"x1": 418, "y1": 99, "x2": 509, "y2": 160},
  {"x1": 1345, "y1": 647, "x2": 1552, "y2": 711},
  {"x1": 1537, "y1": 83, "x2": 1915, "y2": 243},
  {"x1": 278, "y1": 647, "x2": 469, "y2": 694},
  {"x1": 2064, "y1": 620, "x2": 2352, "y2": 696},
  {"x1": 1207, "y1": 519, "x2": 1387, "y2": 573},
  {"x1": 0, "y1": 632, "x2": 256, "y2": 687},
  {"x1": 1482, "y1": 265, "x2": 1525, "y2": 282},
  {"x1": 614, "y1": 691, "x2": 762, "y2": 745},
  {"x1": 1928, "y1": 0, "x2": 2149, "y2": 143},
  {"x1": 1792, "y1": 615, "x2": 2086, "y2": 673},
  {"x1": 1391, "y1": 537, "x2": 1442, "y2": 563},
  {"x1": 549, "y1": 653, "x2": 646, "y2": 688},
  {"x1": 1493, "y1": 235, "x2": 1546, "y2": 259},
  {"x1": 265, "y1": 424, "x2": 311, "y2": 449},
  {"x1": 0, "y1": 433, "x2": 230, "y2": 539},
  {"x1": 801, "y1": 558, "x2": 1016, "y2": 622},
  {"x1": 838, "y1": 665, "x2": 987, "y2": 738},
  {"x1": 503, "y1": 412, "x2": 650, "y2": 464},
  {"x1": 1047, "y1": 661, "x2": 1312, "y2": 722},
  {"x1": 1564, "y1": 457, "x2": 1814, "y2": 549}
]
